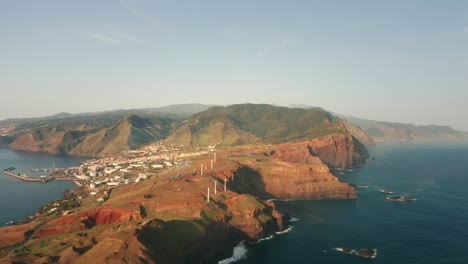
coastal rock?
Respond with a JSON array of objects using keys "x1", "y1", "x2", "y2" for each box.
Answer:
[
  {"x1": 355, "y1": 248, "x2": 377, "y2": 258},
  {"x1": 386, "y1": 196, "x2": 416, "y2": 202},
  {"x1": 306, "y1": 133, "x2": 369, "y2": 169},
  {"x1": 225, "y1": 194, "x2": 285, "y2": 239},
  {"x1": 215, "y1": 159, "x2": 356, "y2": 200},
  {"x1": 272, "y1": 133, "x2": 368, "y2": 169}
]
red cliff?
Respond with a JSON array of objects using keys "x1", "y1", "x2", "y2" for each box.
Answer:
[{"x1": 273, "y1": 133, "x2": 368, "y2": 169}]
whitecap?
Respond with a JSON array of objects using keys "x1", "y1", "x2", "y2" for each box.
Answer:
[
  {"x1": 289, "y1": 217, "x2": 300, "y2": 222},
  {"x1": 249, "y1": 234, "x2": 275, "y2": 244},
  {"x1": 218, "y1": 240, "x2": 248, "y2": 264},
  {"x1": 333, "y1": 247, "x2": 355, "y2": 254},
  {"x1": 275, "y1": 226, "x2": 293, "y2": 235}
]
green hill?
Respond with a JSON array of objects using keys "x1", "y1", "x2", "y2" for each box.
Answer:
[
  {"x1": 5, "y1": 103, "x2": 373, "y2": 157},
  {"x1": 9, "y1": 115, "x2": 173, "y2": 157},
  {"x1": 165, "y1": 104, "x2": 348, "y2": 148}
]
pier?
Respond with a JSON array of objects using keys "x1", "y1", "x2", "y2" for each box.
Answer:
[{"x1": 2, "y1": 167, "x2": 55, "y2": 183}]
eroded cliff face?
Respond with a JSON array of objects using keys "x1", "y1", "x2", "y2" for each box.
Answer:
[
  {"x1": 213, "y1": 156, "x2": 356, "y2": 200},
  {"x1": 284, "y1": 133, "x2": 369, "y2": 169}
]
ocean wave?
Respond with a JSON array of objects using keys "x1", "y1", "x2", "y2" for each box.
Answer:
[
  {"x1": 275, "y1": 226, "x2": 293, "y2": 235},
  {"x1": 249, "y1": 234, "x2": 275, "y2": 244},
  {"x1": 289, "y1": 217, "x2": 300, "y2": 222},
  {"x1": 218, "y1": 240, "x2": 248, "y2": 264},
  {"x1": 333, "y1": 247, "x2": 355, "y2": 254}
]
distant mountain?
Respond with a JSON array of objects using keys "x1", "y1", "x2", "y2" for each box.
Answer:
[
  {"x1": 364, "y1": 122, "x2": 468, "y2": 142},
  {"x1": 0, "y1": 104, "x2": 212, "y2": 128},
  {"x1": 152, "y1": 103, "x2": 213, "y2": 117},
  {"x1": 9, "y1": 115, "x2": 173, "y2": 157},
  {"x1": 334, "y1": 114, "x2": 468, "y2": 142},
  {"x1": 290, "y1": 105, "x2": 468, "y2": 142}
]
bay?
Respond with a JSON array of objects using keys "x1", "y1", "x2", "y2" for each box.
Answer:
[{"x1": 0, "y1": 148, "x2": 86, "y2": 227}]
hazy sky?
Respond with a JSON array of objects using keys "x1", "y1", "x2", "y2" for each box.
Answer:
[{"x1": 2, "y1": 1, "x2": 468, "y2": 130}]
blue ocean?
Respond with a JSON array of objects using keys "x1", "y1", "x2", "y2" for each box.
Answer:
[
  {"x1": 220, "y1": 142, "x2": 468, "y2": 264},
  {"x1": 0, "y1": 148, "x2": 85, "y2": 227}
]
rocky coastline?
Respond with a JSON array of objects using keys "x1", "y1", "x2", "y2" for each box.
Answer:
[{"x1": 0, "y1": 130, "x2": 366, "y2": 263}]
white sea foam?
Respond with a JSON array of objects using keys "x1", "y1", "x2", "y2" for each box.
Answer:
[
  {"x1": 218, "y1": 240, "x2": 248, "y2": 264},
  {"x1": 379, "y1": 189, "x2": 396, "y2": 194},
  {"x1": 275, "y1": 226, "x2": 293, "y2": 235},
  {"x1": 266, "y1": 199, "x2": 279, "y2": 202},
  {"x1": 249, "y1": 234, "x2": 275, "y2": 244},
  {"x1": 333, "y1": 247, "x2": 355, "y2": 254},
  {"x1": 289, "y1": 217, "x2": 300, "y2": 222}
]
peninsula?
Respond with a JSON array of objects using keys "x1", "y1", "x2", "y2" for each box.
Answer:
[{"x1": 1, "y1": 104, "x2": 368, "y2": 263}]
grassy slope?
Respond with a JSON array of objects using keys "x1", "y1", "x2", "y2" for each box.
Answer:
[{"x1": 166, "y1": 104, "x2": 347, "y2": 148}]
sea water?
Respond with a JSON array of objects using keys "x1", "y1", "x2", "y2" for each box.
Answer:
[
  {"x1": 220, "y1": 142, "x2": 468, "y2": 264},
  {"x1": 0, "y1": 148, "x2": 86, "y2": 227}
]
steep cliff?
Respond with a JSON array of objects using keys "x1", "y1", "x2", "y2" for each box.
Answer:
[
  {"x1": 271, "y1": 133, "x2": 368, "y2": 169},
  {"x1": 212, "y1": 154, "x2": 356, "y2": 200}
]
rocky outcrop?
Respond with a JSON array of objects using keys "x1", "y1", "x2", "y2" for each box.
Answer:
[
  {"x1": 304, "y1": 133, "x2": 368, "y2": 169},
  {"x1": 271, "y1": 133, "x2": 368, "y2": 169},
  {"x1": 225, "y1": 194, "x2": 285, "y2": 239},
  {"x1": 215, "y1": 158, "x2": 356, "y2": 200},
  {"x1": 135, "y1": 194, "x2": 285, "y2": 264}
]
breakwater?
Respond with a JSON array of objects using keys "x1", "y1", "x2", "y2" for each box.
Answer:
[{"x1": 2, "y1": 167, "x2": 51, "y2": 183}]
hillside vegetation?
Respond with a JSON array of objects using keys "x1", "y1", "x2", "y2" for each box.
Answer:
[
  {"x1": 165, "y1": 104, "x2": 348, "y2": 148},
  {"x1": 4, "y1": 104, "x2": 371, "y2": 157},
  {"x1": 9, "y1": 115, "x2": 172, "y2": 157}
]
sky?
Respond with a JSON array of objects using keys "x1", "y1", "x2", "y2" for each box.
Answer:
[{"x1": 1, "y1": 1, "x2": 468, "y2": 130}]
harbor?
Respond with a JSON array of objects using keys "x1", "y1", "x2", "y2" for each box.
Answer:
[{"x1": 2, "y1": 166, "x2": 56, "y2": 183}]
